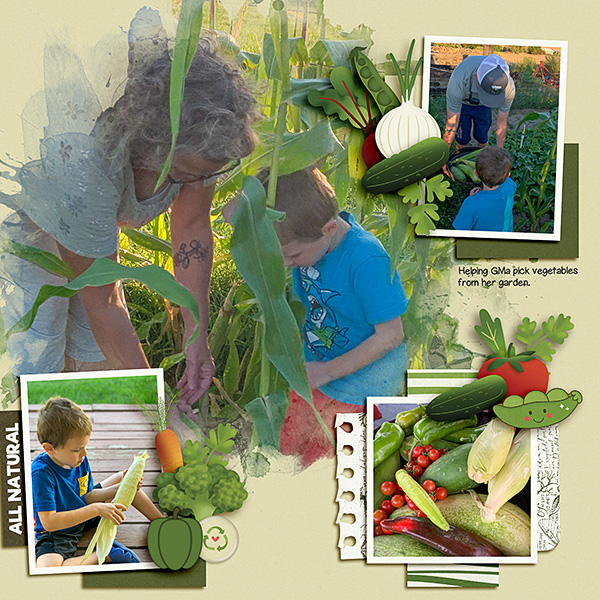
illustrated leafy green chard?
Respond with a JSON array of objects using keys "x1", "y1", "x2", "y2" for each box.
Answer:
[{"x1": 475, "y1": 308, "x2": 573, "y2": 362}]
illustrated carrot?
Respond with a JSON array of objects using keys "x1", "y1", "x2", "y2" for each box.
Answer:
[
  {"x1": 155, "y1": 427, "x2": 184, "y2": 473},
  {"x1": 133, "y1": 392, "x2": 183, "y2": 473}
]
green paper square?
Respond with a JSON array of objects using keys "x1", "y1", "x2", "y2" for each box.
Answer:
[{"x1": 456, "y1": 144, "x2": 578, "y2": 259}]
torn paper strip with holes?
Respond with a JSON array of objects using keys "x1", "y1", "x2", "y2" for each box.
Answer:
[{"x1": 335, "y1": 412, "x2": 366, "y2": 559}]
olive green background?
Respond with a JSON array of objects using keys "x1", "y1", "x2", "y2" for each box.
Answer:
[{"x1": 1, "y1": 0, "x2": 598, "y2": 598}]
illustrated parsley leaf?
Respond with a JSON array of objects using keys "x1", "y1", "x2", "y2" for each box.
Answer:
[
  {"x1": 515, "y1": 317, "x2": 537, "y2": 346},
  {"x1": 474, "y1": 309, "x2": 507, "y2": 356},
  {"x1": 407, "y1": 202, "x2": 439, "y2": 235},
  {"x1": 205, "y1": 422, "x2": 237, "y2": 455},
  {"x1": 541, "y1": 314, "x2": 574, "y2": 344},
  {"x1": 425, "y1": 174, "x2": 453, "y2": 202},
  {"x1": 515, "y1": 314, "x2": 574, "y2": 362},
  {"x1": 397, "y1": 182, "x2": 422, "y2": 204}
]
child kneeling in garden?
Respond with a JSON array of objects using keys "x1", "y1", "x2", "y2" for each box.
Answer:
[
  {"x1": 32, "y1": 397, "x2": 163, "y2": 567},
  {"x1": 453, "y1": 146, "x2": 517, "y2": 232},
  {"x1": 259, "y1": 166, "x2": 408, "y2": 466}
]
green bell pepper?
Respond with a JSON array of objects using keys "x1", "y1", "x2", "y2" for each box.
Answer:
[
  {"x1": 413, "y1": 415, "x2": 478, "y2": 446},
  {"x1": 373, "y1": 422, "x2": 405, "y2": 468},
  {"x1": 394, "y1": 405, "x2": 425, "y2": 435}
]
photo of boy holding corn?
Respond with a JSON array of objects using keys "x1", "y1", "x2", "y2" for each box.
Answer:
[{"x1": 31, "y1": 396, "x2": 163, "y2": 568}]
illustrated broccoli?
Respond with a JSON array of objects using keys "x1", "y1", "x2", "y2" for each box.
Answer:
[{"x1": 153, "y1": 424, "x2": 248, "y2": 522}]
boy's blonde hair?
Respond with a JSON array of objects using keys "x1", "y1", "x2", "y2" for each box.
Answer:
[
  {"x1": 37, "y1": 397, "x2": 92, "y2": 448},
  {"x1": 475, "y1": 146, "x2": 512, "y2": 187},
  {"x1": 256, "y1": 167, "x2": 338, "y2": 244}
]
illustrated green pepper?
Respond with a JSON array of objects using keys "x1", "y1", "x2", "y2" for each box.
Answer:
[
  {"x1": 373, "y1": 422, "x2": 405, "y2": 468},
  {"x1": 413, "y1": 415, "x2": 478, "y2": 446},
  {"x1": 493, "y1": 388, "x2": 583, "y2": 428},
  {"x1": 394, "y1": 405, "x2": 425, "y2": 435},
  {"x1": 443, "y1": 424, "x2": 487, "y2": 444}
]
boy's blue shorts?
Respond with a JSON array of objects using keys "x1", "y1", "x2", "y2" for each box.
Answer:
[{"x1": 456, "y1": 104, "x2": 493, "y2": 145}]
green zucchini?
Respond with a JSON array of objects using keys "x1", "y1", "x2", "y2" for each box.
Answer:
[
  {"x1": 373, "y1": 451, "x2": 401, "y2": 508},
  {"x1": 457, "y1": 148, "x2": 483, "y2": 161},
  {"x1": 425, "y1": 375, "x2": 508, "y2": 422},
  {"x1": 418, "y1": 443, "x2": 478, "y2": 495},
  {"x1": 373, "y1": 531, "x2": 444, "y2": 557},
  {"x1": 450, "y1": 166, "x2": 466, "y2": 181},
  {"x1": 456, "y1": 163, "x2": 480, "y2": 183},
  {"x1": 390, "y1": 493, "x2": 531, "y2": 556},
  {"x1": 373, "y1": 532, "x2": 444, "y2": 557},
  {"x1": 361, "y1": 137, "x2": 449, "y2": 194}
]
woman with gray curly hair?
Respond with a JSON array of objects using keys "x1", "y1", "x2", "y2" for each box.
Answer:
[{"x1": 0, "y1": 8, "x2": 259, "y2": 414}]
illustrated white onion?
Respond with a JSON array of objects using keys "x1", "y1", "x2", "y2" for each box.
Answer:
[{"x1": 375, "y1": 98, "x2": 441, "y2": 158}]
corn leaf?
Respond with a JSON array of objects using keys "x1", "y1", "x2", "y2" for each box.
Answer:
[
  {"x1": 155, "y1": 0, "x2": 205, "y2": 190},
  {"x1": 0, "y1": 236, "x2": 74, "y2": 279},
  {"x1": 229, "y1": 175, "x2": 311, "y2": 402},
  {"x1": 245, "y1": 391, "x2": 288, "y2": 448},
  {"x1": 121, "y1": 228, "x2": 172, "y2": 255},
  {"x1": 6, "y1": 259, "x2": 200, "y2": 348},
  {"x1": 309, "y1": 40, "x2": 369, "y2": 68}
]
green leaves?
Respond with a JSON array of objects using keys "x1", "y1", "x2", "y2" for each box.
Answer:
[
  {"x1": 155, "y1": 0, "x2": 205, "y2": 190},
  {"x1": 475, "y1": 309, "x2": 574, "y2": 363},
  {"x1": 6, "y1": 259, "x2": 200, "y2": 348},
  {"x1": 205, "y1": 423, "x2": 237, "y2": 455},
  {"x1": 245, "y1": 391, "x2": 288, "y2": 448},
  {"x1": 307, "y1": 66, "x2": 378, "y2": 131},
  {"x1": 229, "y1": 176, "x2": 311, "y2": 403},
  {"x1": 407, "y1": 203, "x2": 440, "y2": 236},
  {"x1": 475, "y1": 309, "x2": 507, "y2": 357},
  {"x1": 426, "y1": 174, "x2": 453, "y2": 203},
  {"x1": 0, "y1": 236, "x2": 74, "y2": 279},
  {"x1": 396, "y1": 175, "x2": 453, "y2": 236},
  {"x1": 515, "y1": 314, "x2": 574, "y2": 361}
]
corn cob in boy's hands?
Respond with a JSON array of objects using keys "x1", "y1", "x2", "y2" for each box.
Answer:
[{"x1": 81, "y1": 452, "x2": 148, "y2": 565}]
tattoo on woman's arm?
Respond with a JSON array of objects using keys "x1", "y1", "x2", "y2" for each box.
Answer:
[{"x1": 174, "y1": 240, "x2": 210, "y2": 269}]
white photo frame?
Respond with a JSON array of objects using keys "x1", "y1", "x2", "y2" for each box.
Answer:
[
  {"x1": 21, "y1": 368, "x2": 165, "y2": 575},
  {"x1": 365, "y1": 396, "x2": 538, "y2": 564},
  {"x1": 422, "y1": 36, "x2": 568, "y2": 241}
]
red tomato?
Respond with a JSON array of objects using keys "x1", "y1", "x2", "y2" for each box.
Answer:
[
  {"x1": 374, "y1": 525, "x2": 384, "y2": 537},
  {"x1": 391, "y1": 494, "x2": 405, "y2": 508},
  {"x1": 478, "y1": 356, "x2": 549, "y2": 398},
  {"x1": 381, "y1": 500, "x2": 394, "y2": 514},
  {"x1": 380, "y1": 481, "x2": 397, "y2": 496},
  {"x1": 415, "y1": 509, "x2": 427, "y2": 518},
  {"x1": 422, "y1": 480, "x2": 436, "y2": 493},
  {"x1": 374, "y1": 509, "x2": 387, "y2": 525},
  {"x1": 412, "y1": 445, "x2": 424, "y2": 459},
  {"x1": 413, "y1": 465, "x2": 423, "y2": 477},
  {"x1": 416, "y1": 455, "x2": 431, "y2": 469},
  {"x1": 428, "y1": 448, "x2": 440, "y2": 462},
  {"x1": 435, "y1": 487, "x2": 448, "y2": 501}
]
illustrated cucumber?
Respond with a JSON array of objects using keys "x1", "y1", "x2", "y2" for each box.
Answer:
[
  {"x1": 418, "y1": 443, "x2": 478, "y2": 495},
  {"x1": 390, "y1": 493, "x2": 531, "y2": 556},
  {"x1": 425, "y1": 375, "x2": 508, "y2": 422},
  {"x1": 361, "y1": 137, "x2": 449, "y2": 194},
  {"x1": 373, "y1": 531, "x2": 444, "y2": 557}
]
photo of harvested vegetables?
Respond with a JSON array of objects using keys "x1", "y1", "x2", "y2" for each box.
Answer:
[
  {"x1": 367, "y1": 398, "x2": 535, "y2": 563},
  {"x1": 422, "y1": 36, "x2": 567, "y2": 239},
  {"x1": 21, "y1": 370, "x2": 169, "y2": 574}
]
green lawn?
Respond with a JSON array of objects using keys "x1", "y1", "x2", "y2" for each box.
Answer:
[{"x1": 25, "y1": 374, "x2": 159, "y2": 406}]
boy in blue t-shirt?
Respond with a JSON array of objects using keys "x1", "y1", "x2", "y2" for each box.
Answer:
[
  {"x1": 253, "y1": 167, "x2": 408, "y2": 465},
  {"x1": 31, "y1": 397, "x2": 163, "y2": 568},
  {"x1": 453, "y1": 146, "x2": 516, "y2": 232}
]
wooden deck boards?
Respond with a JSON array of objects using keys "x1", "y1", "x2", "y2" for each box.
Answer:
[{"x1": 28, "y1": 403, "x2": 160, "y2": 562}]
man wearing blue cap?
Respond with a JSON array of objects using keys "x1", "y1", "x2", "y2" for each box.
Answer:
[{"x1": 442, "y1": 54, "x2": 516, "y2": 149}]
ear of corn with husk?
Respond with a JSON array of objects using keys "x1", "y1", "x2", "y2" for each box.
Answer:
[
  {"x1": 81, "y1": 451, "x2": 147, "y2": 565},
  {"x1": 480, "y1": 429, "x2": 531, "y2": 523},
  {"x1": 467, "y1": 418, "x2": 515, "y2": 484}
]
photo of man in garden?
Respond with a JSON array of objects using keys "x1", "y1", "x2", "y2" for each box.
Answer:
[{"x1": 442, "y1": 54, "x2": 516, "y2": 149}]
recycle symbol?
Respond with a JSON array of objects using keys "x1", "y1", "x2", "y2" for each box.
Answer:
[{"x1": 203, "y1": 526, "x2": 229, "y2": 552}]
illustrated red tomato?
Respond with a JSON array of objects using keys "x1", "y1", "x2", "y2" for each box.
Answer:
[{"x1": 478, "y1": 355, "x2": 549, "y2": 398}]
